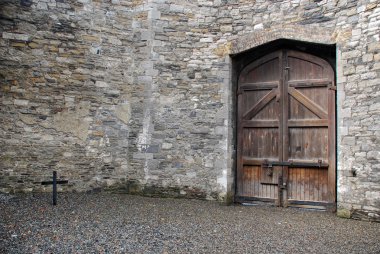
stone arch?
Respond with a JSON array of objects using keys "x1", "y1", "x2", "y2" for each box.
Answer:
[{"x1": 230, "y1": 24, "x2": 336, "y2": 55}]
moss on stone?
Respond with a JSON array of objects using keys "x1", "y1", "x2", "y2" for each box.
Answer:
[
  {"x1": 337, "y1": 208, "x2": 352, "y2": 219},
  {"x1": 224, "y1": 191, "x2": 234, "y2": 205}
]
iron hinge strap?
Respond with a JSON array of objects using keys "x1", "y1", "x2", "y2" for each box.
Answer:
[
  {"x1": 328, "y1": 84, "x2": 337, "y2": 90},
  {"x1": 262, "y1": 160, "x2": 328, "y2": 168}
]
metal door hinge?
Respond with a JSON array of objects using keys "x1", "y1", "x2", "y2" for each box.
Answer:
[{"x1": 328, "y1": 84, "x2": 337, "y2": 90}]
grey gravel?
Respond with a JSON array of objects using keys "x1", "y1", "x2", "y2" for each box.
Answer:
[{"x1": 1, "y1": 193, "x2": 379, "y2": 254}]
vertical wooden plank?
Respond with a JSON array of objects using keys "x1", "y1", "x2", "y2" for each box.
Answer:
[
  {"x1": 322, "y1": 169, "x2": 328, "y2": 201},
  {"x1": 257, "y1": 166, "x2": 261, "y2": 198},
  {"x1": 300, "y1": 168, "x2": 304, "y2": 201},
  {"x1": 252, "y1": 166, "x2": 256, "y2": 197},
  {"x1": 248, "y1": 166, "x2": 252, "y2": 197},
  {"x1": 292, "y1": 169, "x2": 296, "y2": 200},
  {"x1": 305, "y1": 167, "x2": 310, "y2": 201},
  {"x1": 254, "y1": 166, "x2": 260, "y2": 197},
  {"x1": 244, "y1": 166, "x2": 247, "y2": 196},
  {"x1": 297, "y1": 168, "x2": 301, "y2": 201},
  {"x1": 310, "y1": 168, "x2": 315, "y2": 201},
  {"x1": 317, "y1": 168, "x2": 321, "y2": 201},
  {"x1": 289, "y1": 169, "x2": 294, "y2": 201},
  {"x1": 246, "y1": 166, "x2": 250, "y2": 197},
  {"x1": 292, "y1": 168, "x2": 296, "y2": 201}
]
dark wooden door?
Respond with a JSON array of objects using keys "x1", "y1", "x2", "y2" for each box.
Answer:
[{"x1": 236, "y1": 50, "x2": 336, "y2": 209}]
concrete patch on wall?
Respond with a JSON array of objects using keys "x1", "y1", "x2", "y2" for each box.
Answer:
[
  {"x1": 51, "y1": 101, "x2": 91, "y2": 142},
  {"x1": 19, "y1": 101, "x2": 91, "y2": 142},
  {"x1": 114, "y1": 101, "x2": 132, "y2": 125}
]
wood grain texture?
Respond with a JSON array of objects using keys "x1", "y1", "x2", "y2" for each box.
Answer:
[{"x1": 236, "y1": 49, "x2": 336, "y2": 207}]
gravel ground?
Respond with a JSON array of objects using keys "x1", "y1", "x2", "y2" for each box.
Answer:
[{"x1": 1, "y1": 193, "x2": 379, "y2": 254}]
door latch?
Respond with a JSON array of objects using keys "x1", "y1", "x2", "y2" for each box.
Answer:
[
  {"x1": 262, "y1": 160, "x2": 273, "y2": 177},
  {"x1": 278, "y1": 176, "x2": 286, "y2": 189}
]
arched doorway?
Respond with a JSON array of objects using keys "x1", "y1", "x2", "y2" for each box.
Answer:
[{"x1": 235, "y1": 48, "x2": 336, "y2": 210}]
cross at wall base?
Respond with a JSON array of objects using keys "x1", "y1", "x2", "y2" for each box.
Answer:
[{"x1": 41, "y1": 171, "x2": 68, "y2": 205}]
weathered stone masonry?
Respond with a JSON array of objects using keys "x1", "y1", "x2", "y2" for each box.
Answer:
[{"x1": 0, "y1": 0, "x2": 379, "y2": 221}]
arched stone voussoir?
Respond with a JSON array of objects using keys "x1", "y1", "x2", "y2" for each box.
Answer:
[{"x1": 230, "y1": 25, "x2": 336, "y2": 55}]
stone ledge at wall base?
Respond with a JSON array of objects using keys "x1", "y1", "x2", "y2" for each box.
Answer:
[
  {"x1": 1, "y1": 180, "x2": 228, "y2": 203},
  {"x1": 0, "y1": 180, "x2": 80, "y2": 194},
  {"x1": 352, "y1": 210, "x2": 380, "y2": 223},
  {"x1": 104, "y1": 180, "x2": 225, "y2": 202},
  {"x1": 337, "y1": 208, "x2": 380, "y2": 223}
]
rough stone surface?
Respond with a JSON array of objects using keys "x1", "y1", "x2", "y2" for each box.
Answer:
[{"x1": 0, "y1": 0, "x2": 379, "y2": 220}]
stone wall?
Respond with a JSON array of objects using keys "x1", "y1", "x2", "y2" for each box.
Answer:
[
  {"x1": 0, "y1": 0, "x2": 379, "y2": 220},
  {"x1": 0, "y1": 0, "x2": 139, "y2": 192}
]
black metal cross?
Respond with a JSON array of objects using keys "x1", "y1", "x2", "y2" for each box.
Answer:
[{"x1": 41, "y1": 171, "x2": 68, "y2": 205}]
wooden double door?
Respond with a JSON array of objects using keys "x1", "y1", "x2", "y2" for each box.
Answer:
[{"x1": 236, "y1": 50, "x2": 336, "y2": 209}]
